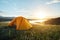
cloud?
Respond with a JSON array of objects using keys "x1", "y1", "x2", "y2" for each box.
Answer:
[
  {"x1": 0, "y1": 11, "x2": 4, "y2": 13},
  {"x1": 46, "y1": 0, "x2": 60, "y2": 5}
]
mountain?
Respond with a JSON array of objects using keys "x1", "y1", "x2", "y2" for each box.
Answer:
[
  {"x1": 0, "y1": 16, "x2": 39, "y2": 22},
  {"x1": 44, "y1": 17, "x2": 60, "y2": 25},
  {"x1": 0, "y1": 16, "x2": 15, "y2": 22}
]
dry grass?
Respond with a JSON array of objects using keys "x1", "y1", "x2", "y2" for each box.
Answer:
[{"x1": 0, "y1": 22, "x2": 60, "y2": 40}]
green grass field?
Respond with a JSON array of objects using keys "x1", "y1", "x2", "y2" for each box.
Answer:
[{"x1": 0, "y1": 22, "x2": 60, "y2": 40}]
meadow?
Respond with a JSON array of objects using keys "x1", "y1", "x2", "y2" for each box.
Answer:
[{"x1": 0, "y1": 22, "x2": 60, "y2": 40}]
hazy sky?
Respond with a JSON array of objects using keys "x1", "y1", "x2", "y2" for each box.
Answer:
[{"x1": 0, "y1": 0, "x2": 60, "y2": 18}]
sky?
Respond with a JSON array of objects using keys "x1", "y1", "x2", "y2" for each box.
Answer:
[{"x1": 0, "y1": 0, "x2": 60, "y2": 18}]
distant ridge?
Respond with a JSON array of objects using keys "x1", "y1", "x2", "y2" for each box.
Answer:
[
  {"x1": 0, "y1": 16, "x2": 15, "y2": 22},
  {"x1": 0, "y1": 16, "x2": 40, "y2": 22},
  {"x1": 44, "y1": 17, "x2": 60, "y2": 25}
]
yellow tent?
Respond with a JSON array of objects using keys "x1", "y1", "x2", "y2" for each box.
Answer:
[{"x1": 8, "y1": 16, "x2": 32, "y2": 30}]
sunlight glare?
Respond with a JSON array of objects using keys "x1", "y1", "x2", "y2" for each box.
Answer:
[{"x1": 35, "y1": 11, "x2": 47, "y2": 19}]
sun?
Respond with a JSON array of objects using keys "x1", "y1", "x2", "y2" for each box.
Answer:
[
  {"x1": 35, "y1": 11, "x2": 47, "y2": 19},
  {"x1": 33, "y1": 11, "x2": 48, "y2": 23},
  {"x1": 32, "y1": 9, "x2": 50, "y2": 23},
  {"x1": 36, "y1": 13, "x2": 46, "y2": 19}
]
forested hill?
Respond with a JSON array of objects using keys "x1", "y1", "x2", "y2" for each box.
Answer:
[
  {"x1": 0, "y1": 16, "x2": 14, "y2": 21},
  {"x1": 44, "y1": 17, "x2": 60, "y2": 25},
  {"x1": 0, "y1": 16, "x2": 39, "y2": 22}
]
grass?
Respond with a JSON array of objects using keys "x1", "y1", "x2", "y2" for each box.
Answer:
[{"x1": 0, "y1": 22, "x2": 60, "y2": 40}]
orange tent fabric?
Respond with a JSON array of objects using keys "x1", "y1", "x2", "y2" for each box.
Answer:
[{"x1": 8, "y1": 16, "x2": 32, "y2": 30}]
